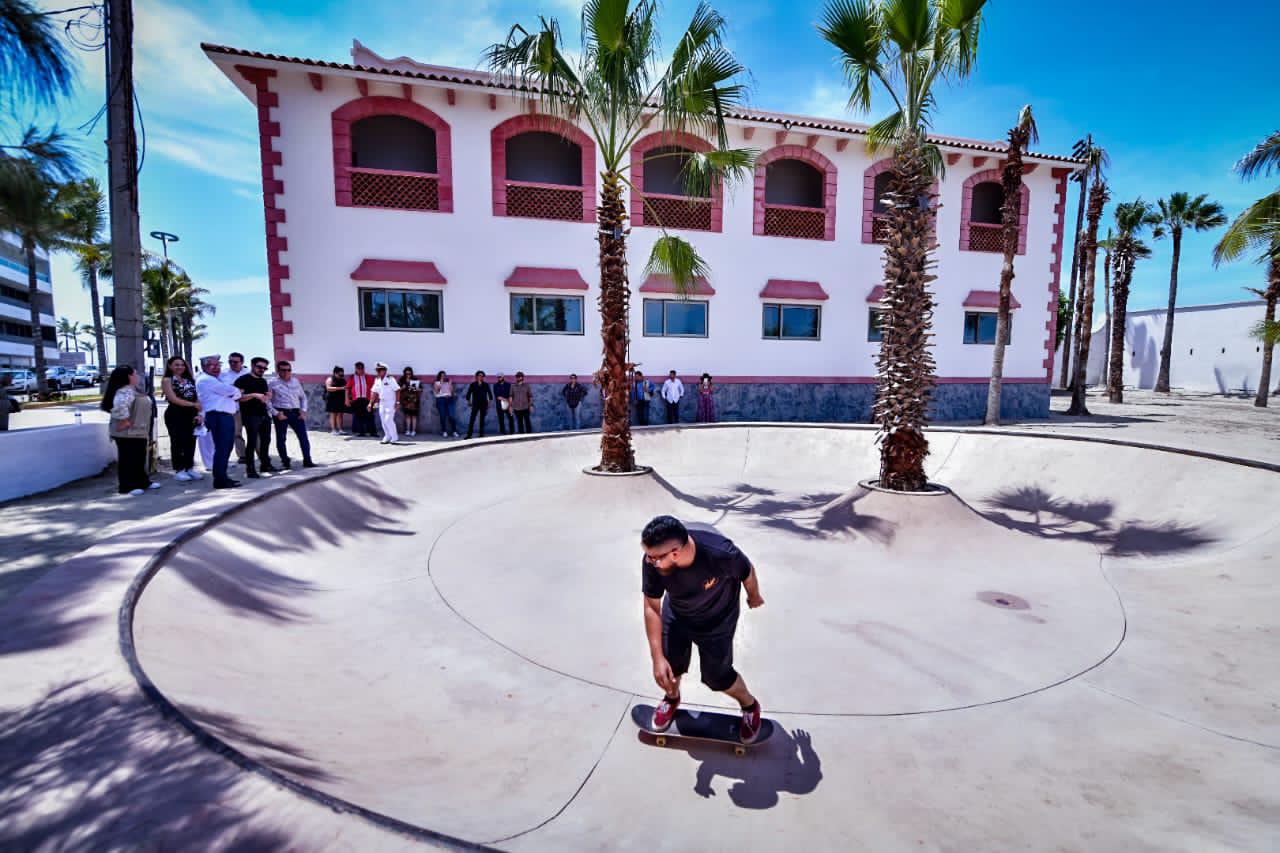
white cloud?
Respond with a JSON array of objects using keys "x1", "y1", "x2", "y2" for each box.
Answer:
[
  {"x1": 802, "y1": 78, "x2": 855, "y2": 122},
  {"x1": 147, "y1": 126, "x2": 260, "y2": 185},
  {"x1": 204, "y1": 275, "x2": 268, "y2": 297}
]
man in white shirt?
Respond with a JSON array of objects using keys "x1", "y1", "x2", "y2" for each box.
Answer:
[
  {"x1": 661, "y1": 370, "x2": 685, "y2": 424},
  {"x1": 197, "y1": 354, "x2": 258, "y2": 489},
  {"x1": 369, "y1": 361, "x2": 400, "y2": 444}
]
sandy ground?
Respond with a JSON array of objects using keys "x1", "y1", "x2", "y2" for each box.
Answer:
[{"x1": 1, "y1": 388, "x2": 1274, "y2": 609}]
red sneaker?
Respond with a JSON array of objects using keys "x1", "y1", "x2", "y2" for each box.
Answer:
[
  {"x1": 740, "y1": 700, "x2": 762, "y2": 743},
  {"x1": 651, "y1": 695, "x2": 680, "y2": 732}
]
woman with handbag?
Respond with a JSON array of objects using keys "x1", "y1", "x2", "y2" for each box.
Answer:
[{"x1": 102, "y1": 365, "x2": 160, "y2": 496}]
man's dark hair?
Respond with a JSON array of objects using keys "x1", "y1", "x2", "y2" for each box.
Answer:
[
  {"x1": 642, "y1": 515, "x2": 689, "y2": 548},
  {"x1": 229, "y1": 352, "x2": 244, "y2": 361},
  {"x1": 251, "y1": 357, "x2": 268, "y2": 368}
]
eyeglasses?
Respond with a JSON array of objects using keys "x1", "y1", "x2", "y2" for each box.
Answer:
[
  {"x1": 643, "y1": 544, "x2": 683, "y2": 567},
  {"x1": 279, "y1": 368, "x2": 292, "y2": 373}
]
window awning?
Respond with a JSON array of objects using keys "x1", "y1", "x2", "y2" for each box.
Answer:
[
  {"x1": 760, "y1": 279, "x2": 828, "y2": 301},
  {"x1": 963, "y1": 289, "x2": 1021, "y2": 310},
  {"x1": 639, "y1": 274, "x2": 715, "y2": 296},
  {"x1": 866, "y1": 285, "x2": 885, "y2": 303},
  {"x1": 504, "y1": 266, "x2": 589, "y2": 291},
  {"x1": 351, "y1": 259, "x2": 447, "y2": 284}
]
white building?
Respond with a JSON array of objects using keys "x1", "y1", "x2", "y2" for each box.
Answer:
[
  {"x1": 205, "y1": 41, "x2": 1079, "y2": 427},
  {"x1": 0, "y1": 232, "x2": 58, "y2": 370},
  {"x1": 1086, "y1": 300, "x2": 1275, "y2": 394}
]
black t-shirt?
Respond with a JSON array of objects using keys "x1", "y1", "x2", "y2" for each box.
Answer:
[
  {"x1": 641, "y1": 529, "x2": 752, "y2": 632},
  {"x1": 234, "y1": 374, "x2": 269, "y2": 417}
]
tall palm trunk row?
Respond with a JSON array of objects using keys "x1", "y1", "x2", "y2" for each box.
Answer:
[
  {"x1": 596, "y1": 172, "x2": 633, "y2": 472},
  {"x1": 1067, "y1": 180, "x2": 1109, "y2": 416}
]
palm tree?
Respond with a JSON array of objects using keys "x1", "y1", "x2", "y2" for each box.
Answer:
[
  {"x1": 1107, "y1": 199, "x2": 1162, "y2": 403},
  {"x1": 1066, "y1": 180, "x2": 1109, "y2": 415},
  {"x1": 172, "y1": 279, "x2": 214, "y2": 365},
  {"x1": 59, "y1": 178, "x2": 111, "y2": 381},
  {"x1": 487, "y1": 0, "x2": 755, "y2": 472},
  {"x1": 1058, "y1": 141, "x2": 1109, "y2": 388},
  {"x1": 1095, "y1": 228, "x2": 1151, "y2": 384},
  {"x1": 142, "y1": 261, "x2": 190, "y2": 361},
  {"x1": 0, "y1": 160, "x2": 74, "y2": 394},
  {"x1": 55, "y1": 316, "x2": 81, "y2": 350},
  {"x1": 1214, "y1": 131, "x2": 1280, "y2": 407},
  {"x1": 984, "y1": 104, "x2": 1036, "y2": 426},
  {"x1": 0, "y1": 2, "x2": 78, "y2": 180},
  {"x1": 819, "y1": 0, "x2": 986, "y2": 490},
  {"x1": 1151, "y1": 192, "x2": 1226, "y2": 392}
]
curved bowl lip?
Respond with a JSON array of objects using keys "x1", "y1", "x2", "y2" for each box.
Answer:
[
  {"x1": 582, "y1": 464, "x2": 655, "y2": 477},
  {"x1": 115, "y1": 422, "x2": 1279, "y2": 847},
  {"x1": 857, "y1": 478, "x2": 952, "y2": 496}
]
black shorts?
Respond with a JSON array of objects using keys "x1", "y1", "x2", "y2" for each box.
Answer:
[{"x1": 663, "y1": 617, "x2": 738, "y2": 692}]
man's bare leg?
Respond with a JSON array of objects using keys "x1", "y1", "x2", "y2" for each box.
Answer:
[{"x1": 722, "y1": 675, "x2": 757, "y2": 709}]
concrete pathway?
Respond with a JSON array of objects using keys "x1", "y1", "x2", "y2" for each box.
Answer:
[{"x1": 2, "y1": 421, "x2": 1276, "y2": 850}]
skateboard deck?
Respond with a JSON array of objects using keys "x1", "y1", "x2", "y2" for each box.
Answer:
[{"x1": 631, "y1": 704, "x2": 775, "y2": 755}]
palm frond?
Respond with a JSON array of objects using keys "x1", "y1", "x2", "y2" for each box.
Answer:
[
  {"x1": 1016, "y1": 103, "x2": 1038, "y2": 146},
  {"x1": 1234, "y1": 130, "x2": 1280, "y2": 181},
  {"x1": 817, "y1": 0, "x2": 882, "y2": 115},
  {"x1": 938, "y1": 0, "x2": 985, "y2": 78},
  {"x1": 1213, "y1": 191, "x2": 1280, "y2": 266},
  {"x1": 865, "y1": 109, "x2": 906, "y2": 154},
  {"x1": 644, "y1": 234, "x2": 710, "y2": 297},
  {"x1": 676, "y1": 146, "x2": 756, "y2": 198},
  {"x1": 485, "y1": 18, "x2": 585, "y2": 118},
  {"x1": 0, "y1": 0, "x2": 74, "y2": 106},
  {"x1": 1250, "y1": 317, "x2": 1280, "y2": 347},
  {"x1": 881, "y1": 0, "x2": 933, "y2": 53}
]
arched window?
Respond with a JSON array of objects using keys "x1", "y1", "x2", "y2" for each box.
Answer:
[
  {"x1": 861, "y1": 159, "x2": 894, "y2": 244},
  {"x1": 492, "y1": 115, "x2": 596, "y2": 223},
  {"x1": 960, "y1": 169, "x2": 1030, "y2": 254},
  {"x1": 332, "y1": 96, "x2": 453, "y2": 212},
  {"x1": 753, "y1": 145, "x2": 837, "y2": 241},
  {"x1": 630, "y1": 131, "x2": 721, "y2": 232}
]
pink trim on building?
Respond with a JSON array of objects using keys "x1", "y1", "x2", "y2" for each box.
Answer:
[
  {"x1": 236, "y1": 64, "x2": 294, "y2": 363},
  {"x1": 503, "y1": 266, "x2": 589, "y2": 290},
  {"x1": 866, "y1": 285, "x2": 886, "y2": 302},
  {"x1": 753, "y1": 144, "x2": 837, "y2": 241},
  {"x1": 629, "y1": 130, "x2": 723, "y2": 232},
  {"x1": 639, "y1": 274, "x2": 715, "y2": 296},
  {"x1": 963, "y1": 289, "x2": 1022, "y2": 310},
  {"x1": 959, "y1": 168, "x2": 1029, "y2": 255},
  {"x1": 1045, "y1": 167, "x2": 1072, "y2": 381},
  {"x1": 331, "y1": 95, "x2": 454, "y2": 212},
  {"x1": 861, "y1": 158, "x2": 893, "y2": 244},
  {"x1": 760, "y1": 279, "x2": 829, "y2": 301},
  {"x1": 351, "y1": 259, "x2": 447, "y2": 284},
  {"x1": 490, "y1": 114, "x2": 596, "y2": 223}
]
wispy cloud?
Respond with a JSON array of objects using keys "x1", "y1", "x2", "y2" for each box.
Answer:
[
  {"x1": 147, "y1": 127, "x2": 260, "y2": 185},
  {"x1": 204, "y1": 275, "x2": 268, "y2": 297}
]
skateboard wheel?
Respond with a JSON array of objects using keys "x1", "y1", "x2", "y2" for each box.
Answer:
[
  {"x1": 656, "y1": 736, "x2": 667, "y2": 747},
  {"x1": 734, "y1": 746, "x2": 745, "y2": 756}
]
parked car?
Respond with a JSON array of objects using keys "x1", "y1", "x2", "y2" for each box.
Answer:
[
  {"x1": 73, "y1": 366, "x2": 99, "y2": 387},
  {"x1": 44, "y1": 367, "x2": 75, "y2": 391},
  {"x1": 0, "y1": 369, "x2": 36, "y2": 393}
]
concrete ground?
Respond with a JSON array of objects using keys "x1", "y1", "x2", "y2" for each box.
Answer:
[{"x1": 0, "y1": 392, "x2": 1277, "y2": 850}]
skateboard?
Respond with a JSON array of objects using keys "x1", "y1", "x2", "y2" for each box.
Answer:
[{"x1": 631, "y1": 703, "x2": 775, "y2": 756}]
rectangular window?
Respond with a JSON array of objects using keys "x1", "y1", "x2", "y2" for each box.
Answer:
[
  {"x1": 359, "y1": 288, "x2": 442, "y2": 332},
  {"x1": 642, "y1": 299, "x2": 708, "y2": 338},
  {"x1": 509, "y1": 294, "x2": 584, "y2": 334},
  {"x1": 867, "y1": 308, "x2": 885, "y2": 343},
  {"x1": 963, "y1": 311, "x2": 1008, "y2": 345},
  {"x1": 762, "y1": 303, "x2": 821, "y2": 340}
]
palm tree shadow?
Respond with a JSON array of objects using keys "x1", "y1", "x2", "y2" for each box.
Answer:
[
  {"x1": 649, "y1": 472, "x2": 896, "y2": 545},
  {"x1": 979, "y1": 484, "x2": 1217, "y2": 557}
]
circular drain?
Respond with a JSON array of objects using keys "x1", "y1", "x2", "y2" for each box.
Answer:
[{"x1": 977, "y1": 590, "x2": 1030, "y2": 610}]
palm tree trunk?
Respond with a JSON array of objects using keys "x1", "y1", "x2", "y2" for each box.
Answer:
[
  {"x1": 1108, "y1": 256, "x2": 1132, "y2": 404},
  {"x1": 87, "y1": 265, "x2": 108, "y2": 385},
  {"x1": 985, "y1": 131, "x2": 1028, "y2": 425},
  {"x1": 1058, "y1": 175, "x2": 1089, "y2": 388},
  {"x1": 1068, "y1": 182, "x2": 1108, "y2": 415},
  {"x1": 1255, "y1": 259, "x2": 1279, "y2": 408},
  {"x1": 23, "y1": 238, "x2": 49, "y2": 395},
  {"x1": 875, "y1": 135, "x2": 937, "y2": 491},
  {"x1": 1099, "y1": 249, "x2": 1112, "y2": 382},
  {"x1": 1154, "y1": 228, "x2": 1182, "y2": 392},
  {"x1": 596, "y1": 170, "x2": 634, "y2": 472},
  {"x1": 181, "y1": 310, "x2": 193, "y2": 366}
]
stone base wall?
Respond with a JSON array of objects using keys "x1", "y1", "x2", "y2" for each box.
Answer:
[{"x1": 299, "y1": 381, "x2": 1048, "y2": 434}]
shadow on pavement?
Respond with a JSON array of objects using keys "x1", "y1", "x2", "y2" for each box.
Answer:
[{"x1": 979, "y1": 485, "x2": 1217, "y2": 557}]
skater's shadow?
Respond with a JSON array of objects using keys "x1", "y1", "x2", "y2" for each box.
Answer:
[{"x1": 638, "y1": 725, "x2": 823, "y2": 809}]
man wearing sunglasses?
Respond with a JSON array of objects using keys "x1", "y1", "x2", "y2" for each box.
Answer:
[{"x1": 640, "y1": 515, "x2": 765, "y2": 743}]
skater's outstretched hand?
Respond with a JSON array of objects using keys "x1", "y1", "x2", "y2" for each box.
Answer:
[
  {"x1": 652, "y1": 657, "x2": 678, "y2": 694},
  {"x1": 746, "y1": 591, "x2": 764, "y2": 609}
]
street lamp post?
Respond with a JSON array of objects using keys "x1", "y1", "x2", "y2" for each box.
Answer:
[{"x1": 149, "y1": 230, "x2": 180, "y2": 362}]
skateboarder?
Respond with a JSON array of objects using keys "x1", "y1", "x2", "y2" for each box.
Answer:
[{"x1": 641, "y1": 515, "x2": 765, "y2": 742}]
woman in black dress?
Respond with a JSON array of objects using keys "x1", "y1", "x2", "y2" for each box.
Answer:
[
  {"x1": 324, "y1": 366, "x2": 347, "y2": 434},
  {"x1": 162, "y1": 356, "x2": 202, "y2": 481}
]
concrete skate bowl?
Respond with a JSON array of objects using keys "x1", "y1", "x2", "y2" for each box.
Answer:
[{"x1": 126, "y1": 426, "x2": 1280, "y2": 850}]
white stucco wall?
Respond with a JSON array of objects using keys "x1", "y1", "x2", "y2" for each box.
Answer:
[
  {"x1": 215, "y1": 56, "x2": 1068, "y2": 386},
  {"x1": 1086, "y1": 300, "x2": 1273, "y2": 393},
  {"x1": 0, "y1": 423, "x2": 113, "y2": 502}
]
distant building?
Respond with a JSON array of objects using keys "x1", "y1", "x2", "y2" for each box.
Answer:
[
  {"x1": 0, "y1": 232, "x2": 58, "y2": 370},
  {"x1": 206, "y1": 40, "x2": 1080, "y2": 424},
  {"x1": 1086, "y1": 300, "x2": 1273, "y2": 394}
]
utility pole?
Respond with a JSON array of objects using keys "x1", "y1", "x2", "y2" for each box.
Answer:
[
  {"x1": 1057, "y1": 133, "x2": 1092, "y2": 389},
  {"x1": 105, "y1": 0, "x2": 144, "y2": 375}
]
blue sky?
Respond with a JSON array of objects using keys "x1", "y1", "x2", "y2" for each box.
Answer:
[{"x1": 24, "y1": 0, "x2": 1280, "y2": 364}]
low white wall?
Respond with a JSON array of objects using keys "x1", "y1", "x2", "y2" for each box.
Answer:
[{"x1": 0, "y1": 423, "x2": 114, "y2": 502}]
